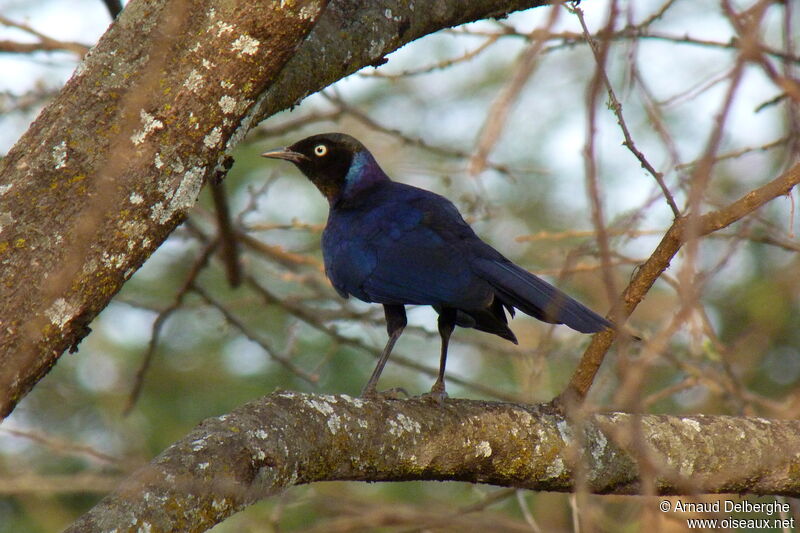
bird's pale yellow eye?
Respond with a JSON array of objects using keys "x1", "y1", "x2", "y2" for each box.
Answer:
[{"x1": 314, "y1": 144, "x2": 328, "y2": 157}]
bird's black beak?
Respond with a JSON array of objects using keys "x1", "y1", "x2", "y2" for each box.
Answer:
[{"x1": 260, "y1": 148, "x2": 309, "y2": 164}]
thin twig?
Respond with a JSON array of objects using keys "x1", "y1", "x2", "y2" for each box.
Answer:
[
  {"x1": 561, "y1": 161, "x2": 800, "y2": 404},
  {"x1": 361, "y1": 34, "x2": 501, "y2": 79},
  {"x1": 321, "y1": 92, "x2": 524, "y2": 181},
  {"x1": 0, "y1": 15, "x2": 90, "y2": 57},
  {"x1": 468, "y1": 7, "x2": 559, "y2": 180},
  {"x1": 210, "y1": 179, "x2": 243, "y2": 287},
  {"x1": 124, "y1": 241, "x2": 217, "y2": 414},
  {"x1": 0, "y1": 427, "x2": 120, "y2": 464},
  {"x1": 572, "y1": 4, "x2": 680, "y2": 218},
  {"x1": 573, "y1": 2, "x2": 622, "y2": 313},
  {"x1": 191, "y1": 284, "x2": 318, "y2": 384}
]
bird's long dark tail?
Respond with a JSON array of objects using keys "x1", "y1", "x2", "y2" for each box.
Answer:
[{"x1": 473, "y1": 258, "x2": 612, "y2": 334}]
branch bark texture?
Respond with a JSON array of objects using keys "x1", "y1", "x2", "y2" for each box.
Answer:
[
  {"x1": 66, "y1": 392, "x2": 800, "y2": 532},
  {"x1": 0, "y1": 0, "x2": 548, "y2": 419},
  {"x1": 0, "y1": 0, "x2": 327, "y2": 418}
]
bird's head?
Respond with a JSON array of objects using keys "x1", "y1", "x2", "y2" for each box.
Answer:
[{"x1": 262, "y1": 133, "x2": 384, "y2": 203}]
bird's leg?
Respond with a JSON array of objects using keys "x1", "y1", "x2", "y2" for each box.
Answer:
[
  {"x1": 427, "y1": 307, "x2": 457, "y2": 403},
  {"x1": 361, "y1": 304, "x2": 407, "y2": 398}
]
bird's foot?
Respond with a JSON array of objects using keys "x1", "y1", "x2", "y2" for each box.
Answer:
[
  {"x1": 360, "y1": 386, "x2": 409, "y2": 400},
  {"x1": 418, "y1": 382, "x2": 448, "y2": 406},
  {"x1": 539, "y1": 396, "x2": 566, "y2": 417}
]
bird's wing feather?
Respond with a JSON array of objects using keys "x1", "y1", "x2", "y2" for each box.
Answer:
[
  {"x1": 326, "y1": 184, "x2": 491, "y2": 307},
  {"x1": 360, "y1": 228, "x2": 476, "y2": 305},
  {"x1": 363, "y1": 202, "x2": 485, "y2": 305}
]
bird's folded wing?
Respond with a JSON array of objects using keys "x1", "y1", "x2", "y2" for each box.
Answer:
[{"x1": 359, "y1": 224, "x2": 485, "y2": 306}]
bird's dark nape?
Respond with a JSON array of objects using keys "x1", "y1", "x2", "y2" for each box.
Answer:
[{"x1": 262, "y1": 132, "x2": 614, "y2": 399}]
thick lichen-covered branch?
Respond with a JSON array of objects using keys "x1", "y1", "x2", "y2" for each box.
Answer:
[
  {"x1": 65, "y1": 392, "x2": 800, "y2": 532},
  {"x1": 0, "y1": 0, "x2": 327, "y2": 418},
  {"x1": 249, "y1": 0, "x2": 551, "y2": 126}
]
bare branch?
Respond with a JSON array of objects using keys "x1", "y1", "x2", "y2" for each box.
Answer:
[
  {"x1": 562, "y1": 161, "x2": 800, "y2": 403},
  {"x1": 0, "y1": 15, "x2": 90, "y2": 57},
  {"x1": 0, "y1": 473, "x2": 122, "y2": 495},
  {"x1": 467, "y1": 7, "x2": 558, "y2": 179},
  {"x1": 124, "y1": 241, "x2": 217, "y2": 414},
  {"x1": 572, "y1": 4, "x2": 680, "y2": 218},
  {"x1": 574, "y1": 2, "x2": 621, "y2": 311}
]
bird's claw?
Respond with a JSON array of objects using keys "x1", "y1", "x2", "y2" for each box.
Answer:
[{"x1": 418, "y1": 384, "x2": 448, "y2": 406}]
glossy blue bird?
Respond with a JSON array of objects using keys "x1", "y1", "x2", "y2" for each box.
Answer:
[{"x1": 262, "y1": 133, "x2": 612, "y2": 400}]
